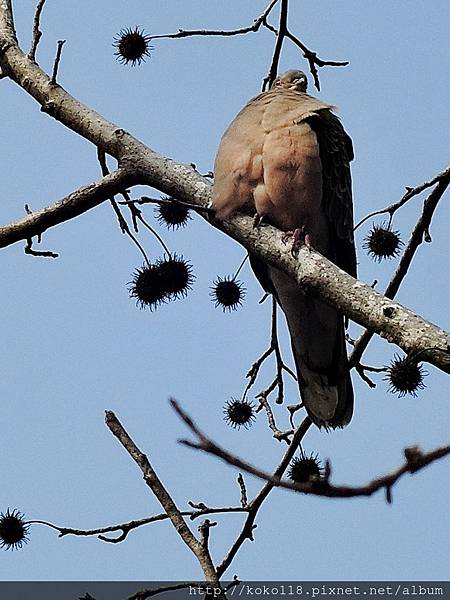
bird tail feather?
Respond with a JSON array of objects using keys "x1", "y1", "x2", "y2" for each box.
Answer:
[{"x1": 269, "y1": 266, "x2": 353, "y2": 428}]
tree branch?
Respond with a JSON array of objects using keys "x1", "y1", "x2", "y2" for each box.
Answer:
[
  {"x1": 354, "y1": 165, "x2": 450, "y2": 231},
  {"x1": 28, "y1": 0, "x2": 47, "y2": 61},
  {"x1": 173, "y1": 400, "x2": 450, "y2": 501},
  {"x1": 0, "y1": 169, "x2": 137, "y2": 249},
  {"x1": 261, "y1": 19, "x2": 348, "y2": 91},
  {"x1": 350, "y1": 171, "x2": 450, "y2": 368},
  {"x1": 216, "y1": 415, "x2": 312, "y2": 577},
  {"x1": 265, "y1": 0, "x2": 288, "y2": 89},
  {"x1": 105, "y1": 411, "x2": 222, "y2": 589},
  {"x1": 148, "y1": 0, "x2": 280, "y2": 40},
  {"x1": 1, "y1": 19, "x2": 448, "y2": 373},
  {"x1": 27, "y1": 502, "x2": 247, "y2": 544}
]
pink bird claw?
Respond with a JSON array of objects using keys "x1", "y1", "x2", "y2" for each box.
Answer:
[{"x1": 282, "y1": 226, "x2": 311, "y2": 255}]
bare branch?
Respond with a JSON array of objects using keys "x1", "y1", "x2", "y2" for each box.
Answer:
[
  {"x1": 105, "y1": 411, "x2": 222, "y2": 587},
  {"x1": 244, "y1": 297, "x2": 297, "y2": 405},
  {"x1": 28, "y1": 0, "x2": 47, "y2": 61},
  {"x1": 1, "y1": 26, "x2": 448, "y2": 372},
  {"x1": 173, "y1": 400, "x2": 450, "y2": 501},
  {"x1": 256, "y1": 394, "x2": 294, "y2": 443},
  {"x1": 51, "y1": 39, "x2": 65, "y2": 83},
  {"x1": 237, "y1": 474, "x2": 248, "y2": 508},
  {"x1": 127, "y1": 582, "x2": 198, "y2": 600},
  {"x1": 284, "y1": 29, "x2": 348, "y2": 91},
  {"x1": 350, "y1": 170, "x2": 450, "y2": 369},
  {"x1": 121, "y1": 195, "x2": 214, "y2": 215},
  {"x1": 0, "y1": 0, "x2": 17, "y2": 47},
  {"x1": 262, "y1": 20, "x2": 348, "y2": 91},
  {"x1": 217, "y1": 415, "x2": 312, "y2": 577},
  {"x1": 198, "y1": 519, "x2": 217, "y2": 551},
  {"x1": 24, "y1": 237, "x2": 58, "y2": 258},
  {"x1": 28, "y1": 502, "x2": 247, "y2": 545},
  {"x1": 354, "y1": 363, "x2": 387, "y2": 389},
  {"x1": 0, "y1": 169, "x2": 138, "y2": 249},
  {"x1": 97, "y1": 150, "x2": 151, "y2": 265},
  {"x1": 263, "y1": 0, "x2": 288, "y2": 90},
  {"x1": 355, "y1": 165, "x2": 450, "y2": 231},
  {"x1": 148, "y1": 0, "x2": 280, "y2": 40}
]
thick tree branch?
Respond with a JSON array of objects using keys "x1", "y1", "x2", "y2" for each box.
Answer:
[
  {"x1": 0, "y1": 19, "x2": 448, "y2": 372},
  {"x1": 0, "y1": 169, "x2": 137, "y2": 249}
]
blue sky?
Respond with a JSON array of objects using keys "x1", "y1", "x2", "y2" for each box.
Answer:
[{"x1": 1, "y1": 0, "x2": 449, "y2": 582}]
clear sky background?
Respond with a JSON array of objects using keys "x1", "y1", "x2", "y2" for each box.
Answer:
[{"x1": 1, "y1": 0, "x2": 449, "y2": 582}]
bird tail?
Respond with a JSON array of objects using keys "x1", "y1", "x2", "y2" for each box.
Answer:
[{"x1": 269, "y1": 266, "x2": 353, "y2": 428}]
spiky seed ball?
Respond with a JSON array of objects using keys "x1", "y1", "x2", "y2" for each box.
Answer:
[
  {"x1": 129, "y1": 264, "x2": 168, "y2": 310},
  {"x1": 363, "y1": 223, "x2": 403, "y2": 262},
  {"x1": 155, "y1": 198, "x2": 191, "y2": 230},
  {"x1": 385, "y1": 354, "x2": 427, "y2": 397},
  {"x1": 288, "y1": 451, "x2": 323, "y2": 484},
  {"x1": 0, "y1": 509, "x2": 29, "y2": 550},
  {"x1": 155, "y1": 255, "x2": 194, "y2": 299},
  {"x1": 223, "y1": 398, "x2": 255, "y2": 429},
  {"x1": 211, "y1": 277, "x2": 246, "y2": 312},
  {"x1": 113, "y1": 27, "x2": 152, "y2": 66}
]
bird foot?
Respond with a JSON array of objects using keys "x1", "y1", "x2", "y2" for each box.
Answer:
[
  {"x1": 253, "y1": 213, "x2": 264, "y2": 228},
  {"x1": 282, "y1": 226, "x2": 311, "y2": 255}
]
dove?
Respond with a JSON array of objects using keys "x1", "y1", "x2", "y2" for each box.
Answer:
[{"x1": 212, "y1": 70, "x2": 356, "y2": 428}]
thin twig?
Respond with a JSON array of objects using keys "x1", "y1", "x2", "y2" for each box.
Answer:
[
  {"x1": 24, "y1": 237, "x2": 58, "y2": 258},
  {"x1": 51, "y1": 39, "x2": 65, "y2": 84},
  {"x1": 97, "y1": 150, "x2": 151, "y2": 265},
  {"x1": 216, "y1": 415, "x2": 312, "y2": 577},
  {"x1": 172, "y1": 400, "x2": 450, "y2": 501},
  {"x1": 233, "y1": 254, "x2": 249, "y2": 280},
  {"x1": 27, "y1": 503, "x2": 247, "y2": 544},
  {"x1": 127, "y1": 582, "x2": 199, "y2": 600},
  {"x1": 132, "y1": 209, "x2": 172, "y2": 257},
  {"x1": 350, "y1": 169, "x2": 450, "y2": 368},
  {"x1": 284, "y1": 29, "x2": 348, "y2": 91},
  {"x1": 262, "y1": 21, "x2": 348, "y2": 91},
  {"x1": 263, "y1": 0, "x2": 288, "y2": 90},
  {"x1": 354, "y1": 363, "x2": 387, "y2": 389},
  {"x1": 256, "y1": 393, "x2": 293, "y2": 443},
  {"x1": 354, "y1": 165, "x2": 450, "y2": 231},
  {"x1": 237, "y1": 474, "x2": 248, "y2": 508},
  {"x1": 28, "y1": 0, "x2": 47, "y2": 61},
  {"x1": 244, "y1": 297, "x2": 297, "y2": 404},
  {"x1": 120, "y1": 195, "x2": 214, "y2": 214},
  {"x1": 148, "y1": 0, "x2": 280, "y2": 41},
  {"x1": 198, "y1": 519, "x2": 217, "y2": 550},
  {"x1": 287, "y1": 402, "x2": 304, "y2": 429}
]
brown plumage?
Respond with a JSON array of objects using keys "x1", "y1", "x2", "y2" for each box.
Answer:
[{"x1": 212, "y1": 70, "x2": 356, "y2": 428}]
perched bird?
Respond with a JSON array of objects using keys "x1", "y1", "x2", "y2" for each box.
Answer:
[{"x1": 212, "y1": 70, "x2": 356, "y2": 428}]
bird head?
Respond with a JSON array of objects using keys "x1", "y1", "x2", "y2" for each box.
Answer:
[{"x1": 271, "y1": 69, "x2": 308, "y2": 92}]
